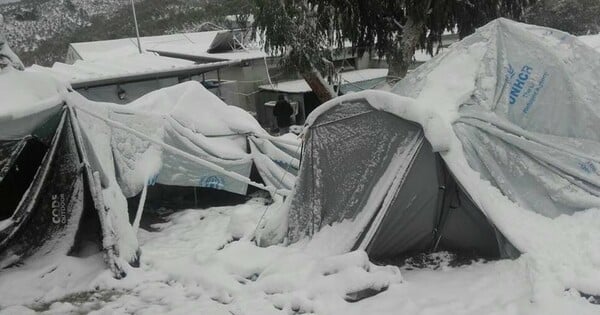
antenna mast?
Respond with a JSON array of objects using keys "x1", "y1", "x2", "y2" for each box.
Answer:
[{"x1": 130, "y1": 0, "x2": 142, "y2": 53}]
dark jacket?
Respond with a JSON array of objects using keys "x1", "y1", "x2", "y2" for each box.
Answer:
[{"x1": 273, "y1": 99, "x2": 293, "y2": 127}]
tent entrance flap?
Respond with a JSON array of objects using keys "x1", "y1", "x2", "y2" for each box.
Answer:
[
  {"x1": 287, "y1": 101, "x2": 426, "y2": 242},
  {"x1": 361, "y1": 143, "x2": 503, "y2": 260},
  {"x1": 363, "y1": 140, "x2": 441, "y2": 259},
  {"x1": 0, "y1": 138, "x2": 48, "y2": 221}
]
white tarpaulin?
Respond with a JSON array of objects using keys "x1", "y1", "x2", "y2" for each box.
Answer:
[
  {"x1": 71, "y1": 81, "x2": 301, "y2": 197},
  {"x1": 394, "y1": 18, "x2": 600, "y2": 217}
]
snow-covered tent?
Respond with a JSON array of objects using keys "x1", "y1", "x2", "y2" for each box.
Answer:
[
  {"x1": 0, "y1": 69, "x2": 138, "y2": 277},
  {"x1": 287, "y1": 18, "x2": 600, "y2": 266},
  {"x1": 1, "y1": 59, "x2": 299, "y2": 278},
  {"x1": 287, "y1": 97, "x2": 512, "y2": 259},
  {"x1": 70, "y1": 80, "x2": 300, "y2": 202}
]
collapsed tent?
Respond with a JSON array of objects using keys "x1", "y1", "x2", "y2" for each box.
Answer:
[
  {"x1": 287, "y1": 18, "x2": 600, "y2": 262},
  {"x1": 69, "y1": 80, "x2": 300, "y2": 203},
  {"x1": 0, "y1": 69, "x2": 138, "y2": 277}
]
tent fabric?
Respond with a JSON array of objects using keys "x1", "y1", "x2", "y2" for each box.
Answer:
[
  {"x1": 287, "y1": 99, "x2": 505, "y2": 259},
  {"x1": 361, "y1": 140, "x2": 440, "y2": 258},
  {"x1": 392, "y1": 19, "x2": 600, "y2": 218},
  {"x1": 70, "y1": 81, "x2": 301, "y2": 197},
  {"x1": 249, "y1": 136, "x2": 300, "y2": 191},
  {"x1": 0, "y1": 108, "x2": 129, "y2": 276},
  {"x1": 288, "y1": 101, "x2": 429, "y2": 249}
]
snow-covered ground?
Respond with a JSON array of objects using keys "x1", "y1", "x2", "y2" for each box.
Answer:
[
  {"x1": 1, "y1": 19, "x2": 600, "y2": 315},
  {"x1": 0, "y1": 197, "x2": 597, "y2": 315}
]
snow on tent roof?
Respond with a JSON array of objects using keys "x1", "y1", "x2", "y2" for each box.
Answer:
[
  {"x1": 28, "y1": 54, "x2": 237, "y2": 87},
  {"x1": 0, "y1": 68, "x2": 66, "y2": 138},
  {"x1": 288, "y1": 18, "x2": 600, "y2": 294},
  {"x1": 579, "y1": 34, "x2": 600, "y2": 53},
  {"x1": 259, "y1": 68, "x2": 388, "y2": 93},
  {"x1": 0, "y1": 68, "x2": 64, "y2": 118},
  {"x1": 116, "y1": 80, "x2": 264, "y2": 138},
  {"x1": 70, "y1": 80, "x2": 299, "y2": 197}
]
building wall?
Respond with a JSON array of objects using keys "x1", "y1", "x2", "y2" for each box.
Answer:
[
  {"x1": 76, "y1": 77, "x2": 178, "y2": 104},
  {"x1": 75, "y1": 76, "x2": 231, "y2": 106},
  {"x1": 202, "y1": 57, "x2": 290, "y2": 114},
  {"x1": 70, "y1": 47, "x2": 391, "y2": 126}
]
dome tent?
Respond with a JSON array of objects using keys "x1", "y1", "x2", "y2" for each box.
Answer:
[
  {"x1": 286, "y1": 18, "x2": 600, "y2": 266},
  {"x1": 287, "y1": 96, "x2": 514, "y2": 260}
]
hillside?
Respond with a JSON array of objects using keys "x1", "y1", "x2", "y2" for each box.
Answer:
[
  {"x1": 0, "y1": 0, "x2": 128, "y2": 54},
  {"x1": 0, "y1": 0, "x2": 244, "y2": 66}
]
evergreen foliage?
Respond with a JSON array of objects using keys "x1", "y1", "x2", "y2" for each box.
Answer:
[{"x1": 254, "y1": 0, "x2": 537, "y2": 78}]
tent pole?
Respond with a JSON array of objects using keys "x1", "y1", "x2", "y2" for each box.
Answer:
[
  {"x1": 132, "y1": 183, "x2": 148, "y2": 233},
  {"x1": 67, "y1": 106, "x2": 126, "y2": 278}
]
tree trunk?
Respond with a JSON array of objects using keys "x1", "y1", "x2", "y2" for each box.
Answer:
[
  {"x1": 301, "y1": 69, "x2": 337, "y2": 104},
  {"x1": 387, "y1": 17, "x2": 424, "y2": 81}
]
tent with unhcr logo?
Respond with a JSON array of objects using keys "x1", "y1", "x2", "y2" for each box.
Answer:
[{"x1": 285, "y1": 18, "x2": 600, "y2": 299}]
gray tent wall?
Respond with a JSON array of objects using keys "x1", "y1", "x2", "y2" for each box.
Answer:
[{"x1": 288, "y1": 99, "x2": 514, "y2": 260}]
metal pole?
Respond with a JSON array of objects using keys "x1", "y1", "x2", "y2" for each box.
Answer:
[{"x1": 130, "y1": 0, "x2": 142, "y2": 54}]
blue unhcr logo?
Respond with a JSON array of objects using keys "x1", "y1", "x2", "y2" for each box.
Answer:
[
  {"x1": 579, "y1": 161, "x2": 598, "y2": 174},
  {"x1": 147, "y1": 174, "x2": 159, "y2": 186},
  {"x1": 505, "y1": 63, "x2": 549, "y2": 113},
  {"x1": 199, "y1": 175, "x2": 225, "y2": 189},
  {"x1": 508, "y1": 65, "x2": 533, "y2": 105}
]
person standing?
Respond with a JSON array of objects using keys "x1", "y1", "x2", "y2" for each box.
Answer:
[{"x1": 273, "y1": 95, "x2": 293, "y2": 135}]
